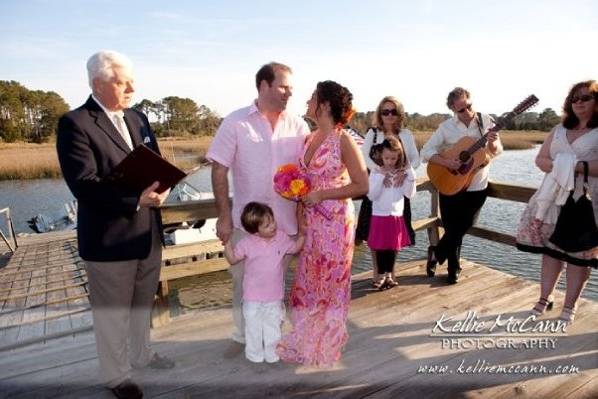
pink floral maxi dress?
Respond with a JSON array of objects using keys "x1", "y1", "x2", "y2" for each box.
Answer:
[{"x1": 277, "y1": 130, "x2": 355, "y2": 366}]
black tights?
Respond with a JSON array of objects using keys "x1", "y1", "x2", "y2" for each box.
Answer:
[{"x1": 376, "y1": 250, "x2": 397, "y2": 274}]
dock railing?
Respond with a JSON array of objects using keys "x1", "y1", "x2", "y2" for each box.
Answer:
[
  {"x1": 156, "y1": 178, "x2": 536, "y2": 325},
  {"x1": 0, "y1": 207, "x2": 18, "y2": 253}
]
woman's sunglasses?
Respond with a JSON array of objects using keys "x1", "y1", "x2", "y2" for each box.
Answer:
[
  {"x1": 381, "y1": 109, "x2": 398, "y2": 116},
  {"x1": 571, "y1": 94, "x2": 594, "y2": 104}
]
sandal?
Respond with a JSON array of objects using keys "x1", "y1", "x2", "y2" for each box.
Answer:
[
  {"x1": 372, "y1": 279, "x2": 384, "y2": 289},
  {"x1": 559, "y1": 306, "x2": 577, "y2": 324},
  {"x1": 385, "y1": 277, "x2": 398, "y2": 288},
  {"x1": 531, "y1": 296, "x2": 554, "y2": 316}
]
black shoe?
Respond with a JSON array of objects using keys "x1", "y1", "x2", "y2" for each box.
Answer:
[
  {"x1": 146, "y1": 353, "x2": 175, "y2": 369},
  {"x1": 447, "y1": 267, "x2": 461, "y2": 284},
  {"x1": 426, "y1": 246, "x2": 437, "y2": 277},
  {"x1": 110, "y1": 379, "x2": 143, "y2": 399}
]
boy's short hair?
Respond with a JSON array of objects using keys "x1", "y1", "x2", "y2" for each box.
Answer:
[{"x1": 241, "y1": 202, "x2": 274, "y2": 234}]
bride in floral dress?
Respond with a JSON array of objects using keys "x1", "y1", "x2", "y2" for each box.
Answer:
[{"x1": 277, "y1": 81, "x2": 368, "y2": 366}]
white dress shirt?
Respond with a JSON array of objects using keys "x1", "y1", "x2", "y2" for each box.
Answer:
[
  {"x1": 92, "y1": 95, "x2": 134, "y2": 150},
  {"x1": 420, "y1": 114, "x2": 502, "y2": 191}
]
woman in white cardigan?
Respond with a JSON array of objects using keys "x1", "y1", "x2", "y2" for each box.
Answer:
[{"x1": 356, "y1": 96, "x2": 420, "y2": 286}]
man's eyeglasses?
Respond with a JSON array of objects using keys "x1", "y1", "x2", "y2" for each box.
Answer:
[
  {"x1": 381, "y1": 109, "x2": 398, "y2": 116},
  {"x1": 571, "y1": 94, "x2": 594, "y2": 104},
  {"x1": 456, "y1": 104, "x2": 472, "y2": 113}
]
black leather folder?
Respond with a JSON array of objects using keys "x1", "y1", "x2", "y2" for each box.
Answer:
[{"x1": 107, "y1": 144, "x2": 187, "y2": 194}]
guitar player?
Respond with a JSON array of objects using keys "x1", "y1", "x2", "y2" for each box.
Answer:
[{"x1": 420, "y1": 87, "x2": 502, "y2": 284}]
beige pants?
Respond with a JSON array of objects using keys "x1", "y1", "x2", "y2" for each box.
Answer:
[
  {"x1": 229, "y1": 228, "x2": 294, "y2": 344},
  {"x1": 85, "y1": 237, "x2": 162, "y2": 387}
]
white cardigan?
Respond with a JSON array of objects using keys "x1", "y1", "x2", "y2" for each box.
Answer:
[
  {"x1": 361, "y1": 128, "x2": 420, "y2": 172},
  {"x1": 368, "y1": 167, "x2": 417, "y2": 216}
]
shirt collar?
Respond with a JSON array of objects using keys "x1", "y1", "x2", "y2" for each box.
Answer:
[
  {"x1": 92, "y1": 94, "x2": 124, "y2": 118},
  {"x1": 248, "y1": 99, "x2": 286, "y2": 120}
]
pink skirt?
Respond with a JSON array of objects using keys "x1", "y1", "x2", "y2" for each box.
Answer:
[{"x1": 367, "y1": 215, "x2": 411, "y2": 250}]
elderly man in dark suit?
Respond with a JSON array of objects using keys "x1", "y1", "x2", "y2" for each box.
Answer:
[{"x1": 57, "y1": 50, "x2": 174, "y2": 399}]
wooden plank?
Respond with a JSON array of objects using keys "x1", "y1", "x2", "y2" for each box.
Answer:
[
  {"x1": 468, "y1": 226, "x2": 517, "y2": 247},
  {"x1": 487, "y1": 180, "x2": 537, "y2": 203},
  {"x1": 412, "y1": 217, "x2": 439, "y2": 232},
  {"x1": 159, "y1": 257, "x2": 229, "y2": 282},
  {"x1": 162, "y1": 239, "x2": 223, "y2": 262}
]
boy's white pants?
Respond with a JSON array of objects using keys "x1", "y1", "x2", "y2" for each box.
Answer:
[{"x1": 242, "y1": 300, "x2": 283, "y2": 363}]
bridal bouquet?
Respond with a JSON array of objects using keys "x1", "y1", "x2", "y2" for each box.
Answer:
[{"x1": 273, "y1": 163, "x2": 332, "y2": 220}]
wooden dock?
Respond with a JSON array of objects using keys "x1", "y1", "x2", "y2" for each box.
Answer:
[
  {"x1": 0, "y1": 257, "x2": 596, "y2": 398},
  {"x1": 0, "y1": 179, "x2": 596, "y2": 398}
]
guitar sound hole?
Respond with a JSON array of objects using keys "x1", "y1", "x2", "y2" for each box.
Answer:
[{"x1": 459, "y1": 151, "x2": 470, "y2": 162}]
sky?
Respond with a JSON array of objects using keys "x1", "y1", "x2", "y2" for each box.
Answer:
[{"x1": 1, "y1": 0, "x2": 597, "y2": 119}]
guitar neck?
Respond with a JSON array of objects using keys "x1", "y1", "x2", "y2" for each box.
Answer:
[{"x1": 465, "y1": 112, "x2": 513, "y2": 154}]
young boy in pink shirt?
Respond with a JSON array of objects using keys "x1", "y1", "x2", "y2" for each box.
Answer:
[{"x1": 224, "y1": 202, "x2": 305, "y2": 363}]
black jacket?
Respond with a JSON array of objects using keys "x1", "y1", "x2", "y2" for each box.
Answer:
[{"x1": 56, "y1": 96, "x2": 163, "y2": 261}]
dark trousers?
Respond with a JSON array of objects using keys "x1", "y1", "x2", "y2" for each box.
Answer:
[
  {"x1": 376, "y1": 250, "x2": 397, "y2": 274},
  {"x1": 435, "y1": 188, "x2": 488, "y2": 271}
]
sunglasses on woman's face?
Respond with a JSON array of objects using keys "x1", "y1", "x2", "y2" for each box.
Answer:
[
  {"x1": 571, "y1": 94, "x2": 594, "y2": 104},
  {"x1": 381, "y1": 109, "x2": 398, "y2": 116},
  {"x1": 456, "y1": 104, "x2": 472, "y2": 113}
]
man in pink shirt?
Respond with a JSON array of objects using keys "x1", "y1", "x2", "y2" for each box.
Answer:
[{"x1": 207, "y1": 62, "x2": 310, "y2": 357}]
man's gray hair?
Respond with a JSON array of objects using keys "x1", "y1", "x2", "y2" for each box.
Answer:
[{"x1": 86, "y1": 50, "x2": 133, "y2": 88}]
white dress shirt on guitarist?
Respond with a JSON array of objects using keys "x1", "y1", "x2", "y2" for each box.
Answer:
[{"x1": 421, "y1": 114, "x2": 503, "y2": 191}]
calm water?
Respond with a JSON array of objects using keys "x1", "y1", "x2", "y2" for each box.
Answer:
[{"x1": 0, "y1": 148, "x2": 596, "y2": 299}]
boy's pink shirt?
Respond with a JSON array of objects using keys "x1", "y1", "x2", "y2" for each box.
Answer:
[{"x1": 234, "y1": 230, "x2": 296, "y2": 302}]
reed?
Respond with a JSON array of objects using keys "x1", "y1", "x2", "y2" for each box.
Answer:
[
  {"x1": 0, "y1": 131, "x2": 547, "y2": 181},
  {"x1": 412, "y1": 130, "x2": 548, "y2": 151},
  {"x1": 0, "y1": 137, "x2": 214, "y2": 181}
]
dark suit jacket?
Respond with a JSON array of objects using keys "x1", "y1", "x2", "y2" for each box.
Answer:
[{"x1": 57, "y1": 96, "x2": 163, "y2": 261}]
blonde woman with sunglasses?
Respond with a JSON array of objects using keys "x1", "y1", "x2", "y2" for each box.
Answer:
[{"x1": 356, "y1": 96, "x2": 419, "y2": 287}]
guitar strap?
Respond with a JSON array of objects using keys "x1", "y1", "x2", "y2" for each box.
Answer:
[{"x1": 476, "y1": 112, "x2": 484, "y2": 137}]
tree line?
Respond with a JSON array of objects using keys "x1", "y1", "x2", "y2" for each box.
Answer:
[
  {"x1": 349, "y1": 108, "x2": 561, "y2": 134},
  {"x1": 0, "y1": 80, "x2": 562, "y2": 143}
]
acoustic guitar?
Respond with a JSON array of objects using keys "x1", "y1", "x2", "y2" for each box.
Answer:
[{"x1": 427, "y1": 95, "x2": 539, "y2": 195}]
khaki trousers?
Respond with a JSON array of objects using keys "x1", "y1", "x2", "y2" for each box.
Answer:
[{"x1": 85, "y1": 230, "x2": 162, "y2": 387}]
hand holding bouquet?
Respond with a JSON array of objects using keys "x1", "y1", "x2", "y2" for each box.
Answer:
[{"x1": 273, "y1": 163, "x2": 332, "y2": 220}]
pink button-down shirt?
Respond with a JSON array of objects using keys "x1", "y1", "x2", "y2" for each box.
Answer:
[
  {"x1": 207, "y1": 101, "x2": 310, "y2": 235},
  {"x1": 234, "y1": 230, "x2": 295, "y2": 302}
]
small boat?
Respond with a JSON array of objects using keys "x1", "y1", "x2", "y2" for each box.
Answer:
[
  {"x1": 27, "y1": 201, "x2": 77, "y2": 233},
  {"x1": 164, "y1": 182, "x2": 218, "y2": 245}
]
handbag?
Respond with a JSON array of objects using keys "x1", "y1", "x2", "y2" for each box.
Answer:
[
  {"x1": 369, "y1": 128, "x2": 384, "y2": 167},
  {"x1": 549, "y1": 161, "x2": 598, "y2": 252}
]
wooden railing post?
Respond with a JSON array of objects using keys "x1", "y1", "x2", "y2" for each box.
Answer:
[
  {"x1": 0, "y1": 207, "x2": 18, "y2": 253},
  {"x1": 428, "y1": 186, "x2": 441, "y2": 247}
]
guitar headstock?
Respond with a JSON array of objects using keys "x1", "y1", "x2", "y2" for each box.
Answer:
[{"x1": 512, "y1": 94, "x2": 539, "y2": 115}]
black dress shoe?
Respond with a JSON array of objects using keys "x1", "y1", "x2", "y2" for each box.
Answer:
[
  {"x1": 426, "y1": 246, "x2": 437, "y2": 277},
  {"x1": 447, "y1": 267, "x2": 461, "y2": 284},
  {"x1": 111, "y1": 379, "x2": 143, "y2": 399},
  {"x1": 146, "y1": 353, "x2": 176, "y2": 369}
]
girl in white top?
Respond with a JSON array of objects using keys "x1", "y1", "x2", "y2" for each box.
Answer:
[
  {"x1": 367, "y1": 136, "x2": 417, "y2": 289},
  {"x1": 357, "y1": 96, "x2": 420, "y2": 287}
]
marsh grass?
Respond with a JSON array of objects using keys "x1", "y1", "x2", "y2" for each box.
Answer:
[
  {"x1": 412, "y1": 130, "x2": 548, "y2": 151},
  {"x1": 0, "y1": 137, "x2": 214, "y2": 181},
  {"x1": 0, "y1": 132, "x2": 547, "y2": 181}
]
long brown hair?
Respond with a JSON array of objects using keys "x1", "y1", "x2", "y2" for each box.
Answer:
[
  {"x1": 381, "y1": 136, "x2": 407, "y2": 169},
  {"x1": 562, "y1": 80, "x2": 598, "y2": 129}
]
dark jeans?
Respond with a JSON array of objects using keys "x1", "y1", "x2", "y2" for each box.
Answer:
[{"x1": 435, "y1": 188, "x2": 488, "y2": 271}]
